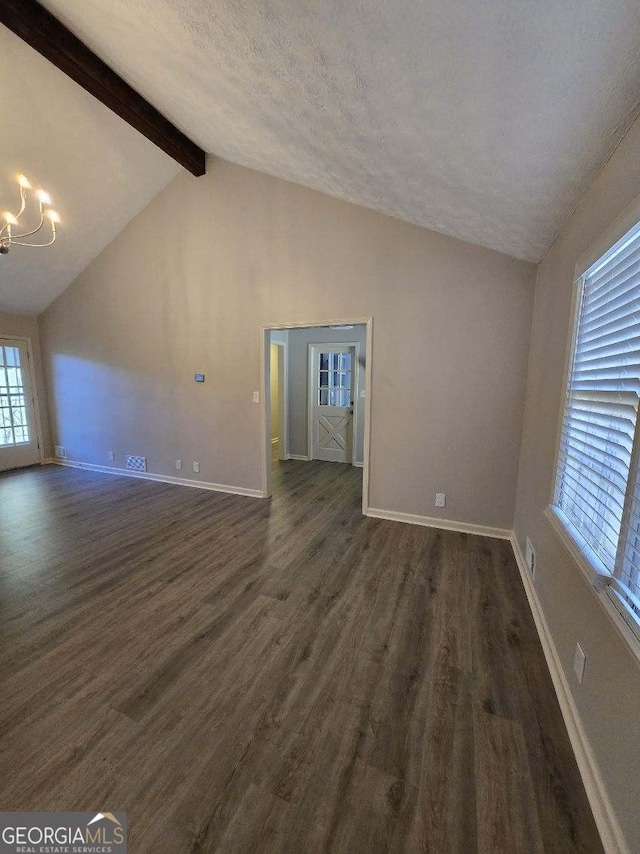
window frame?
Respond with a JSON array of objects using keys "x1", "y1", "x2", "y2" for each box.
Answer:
[{"x1": 548, "y1": 225, "x2": 640, "y2": 652}]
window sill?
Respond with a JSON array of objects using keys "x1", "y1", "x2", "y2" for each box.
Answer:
[{"x1": 544, "y1": 505, "x2": 640, "y2": 667}]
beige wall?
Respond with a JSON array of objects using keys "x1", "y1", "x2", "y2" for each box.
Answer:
[
  {"x1": 0, "y1": 310, "x2": 50, "y2": 454},
  {"x1": 40, "y1": 158, "x2": 535, "y2": 529},
  {"x1": 514, "y1": 116, "x2": 640, "y2": 852}
]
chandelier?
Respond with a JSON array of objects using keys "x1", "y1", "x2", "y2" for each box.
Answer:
[{"x1": 0, "y1": 174, "x2": 60, "y2": 255}]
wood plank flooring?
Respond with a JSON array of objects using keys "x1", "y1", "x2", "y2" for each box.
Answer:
[{"x1": 0, "y1": 460, "x2": 602, "y2": 852}]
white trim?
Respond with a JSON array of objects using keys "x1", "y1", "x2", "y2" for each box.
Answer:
[
  {"x1": 544, "y1": 505, "x2": 610, "y2": 590},
  {"x1": 307, "y1": 341, "x2": 359, "y2": 465},
  {"x1": 287, "y1": 454, "x2": 310, "y2": 461},
  {"x1": 0, "y1": 333, "x2": 44, "y2": 466},
  {"x1": 545, "y1": 506, "x2": 640, "y2": 666},
  {"x1": 510, "y1": 535, "x2": 629, "y2": 854},
  {"x1": 260, "y1": 317, "x2": 373, "y2": 515},
  {"x1": 270, "y1": 338, "x2": 289, "y2": 460},
  {"x1": 44, "y1": 458, "x2": 264, "y2": 498},
  {"x1": 353, "y1": 460, "x2": 364, "y2": 468},
  {"x1": 549, "y1": 276, "x2": 583, "y2": 509},
  {"x1": 575, "y1": 191, "x2": 640, "y2": 280},
  {"x1": 365, "y1": 506, "x2": 511, "y2": 540}
]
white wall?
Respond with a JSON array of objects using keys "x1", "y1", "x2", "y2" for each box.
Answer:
[
  {"x1": 514, "y1": 115, "x2": 640, "y2": 852},
  {"x1": 283, "y1": 325, "x2": 366, "y2": 463},
  {"x1": 39, "y1": 158, "x2": 535, "y2": 530}
]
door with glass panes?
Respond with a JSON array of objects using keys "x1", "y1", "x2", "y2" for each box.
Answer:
[
  {"x1": 309, "y1": 344, "x2": 355, "y2": 463},
  {"x1": 0, "y1": 338, "x2": 40, "y2": 471}
]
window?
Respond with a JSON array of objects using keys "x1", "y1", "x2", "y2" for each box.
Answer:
[
  {"x1": 0, "y1": 344, "x2": 30, "y2": 446},
  {"x1": 553, "y1": 220, "x2": 640, "y2": 634},
  {"x1": 317, "y1": 352, "x2": 351, "y2": 407}
]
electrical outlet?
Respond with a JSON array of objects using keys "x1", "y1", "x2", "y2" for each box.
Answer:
[
  {"x1": 108, "y1": 450, "x2": 115, "y2": 462},
  {"x1": 192, "y1": 462, "x2": 200, "y2": 473},
  {"x1": 525, "y1": 537, "x2": 536, "y2": 577},
  {"x1": 175, "y1": 459, "x2": 182, "y2": 471},
  {"x1": 54, "y1": 445, "x2": 66, "y2": 459},
  {"x1": 573, "y1": 642, "x2": 586, "y2": 684},
  {"x1": 252, "y1": 391, "x2": 260, "y2": 404},
  {"x1": 435, "y1": 493, "x2": 446, "y2": 508}
]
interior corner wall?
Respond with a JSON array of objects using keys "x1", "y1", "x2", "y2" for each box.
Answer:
[
  {"x1": 39, "y1": 158, "x2": 535, "y2": 530},
  {"x1": 285, "y1": 325, "x2": 367, "y2": 463},
  {"x1": 513, "y1": 115, "x2": 640, "y2": 852},
  {"x1": 0, "y1": 310, "x2": 50, "y2": 454}
]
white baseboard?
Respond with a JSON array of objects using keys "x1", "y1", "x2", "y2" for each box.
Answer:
[
  {"x1": 365, "y1": 506, "x2": 511, "y2": 540},
  {"x1": 44, "y1": 458, "x2": 264, "y2": 499},
  {"x1": 286, "y1": 454, "x2": 310, "y2": 461},
  {"x1": 510, "y1": 535, "x2": 627, "y2": 854},
  {"x1": 352, "y1": 460, "x2": 364, "y2": 468}
]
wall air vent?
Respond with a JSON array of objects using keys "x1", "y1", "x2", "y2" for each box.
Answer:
[{"x1": 126, "y1": 455, "x2": 147, "y2": 472}]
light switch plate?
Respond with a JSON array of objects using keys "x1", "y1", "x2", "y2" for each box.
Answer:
[
  {"x1": 253, "y1": 391, "x2": 260, "y2": 403},
  {"x1": 573, "y1": 642, "x2": 586, "y2": 684}
]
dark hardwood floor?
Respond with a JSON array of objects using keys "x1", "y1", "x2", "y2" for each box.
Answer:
[{"x1": 0, "y1": 459, "x2": 602, "y2": 852}]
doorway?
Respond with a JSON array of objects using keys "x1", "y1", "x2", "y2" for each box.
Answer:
[
  {"x1": 0, "y1": 337, "x2": 41, "y2": 472},
  {"x1": 308, "y1": 343, "x2": 358, "y2": 464},
  {"x1": 261, "y1": 318, "x2": 373, "y2": 513}
]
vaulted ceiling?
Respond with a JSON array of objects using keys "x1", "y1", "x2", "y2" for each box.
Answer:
[
  {"x1": 3, "y1": 1, "x2": 640, "y2": 314},
  {"x1": 0, "y1": 26, "x2": 179, "y2": 315}
]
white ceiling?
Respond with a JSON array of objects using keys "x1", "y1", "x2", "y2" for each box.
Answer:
[
  {"x1": 0, "y1": 27, "x2": 179, "y2": 316},
  {"x1": 3, "y1": 2, "x2": 640, "y2": 316},
  {"x1": 38, "y1": 0, "x2": 640, "y2": 265}
]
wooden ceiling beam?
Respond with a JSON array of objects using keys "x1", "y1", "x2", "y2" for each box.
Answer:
[{"x1": 0, "y1": 0, "x2": 206, "y2": 176}]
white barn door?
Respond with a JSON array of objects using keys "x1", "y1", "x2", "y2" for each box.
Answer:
[{"x1": 309, "y1": 344, "x2": 355, "y2": 463}]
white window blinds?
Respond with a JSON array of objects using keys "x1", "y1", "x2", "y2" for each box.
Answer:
[{"x1": 554, "y1": 220, "x2": 640, "y2": 631}]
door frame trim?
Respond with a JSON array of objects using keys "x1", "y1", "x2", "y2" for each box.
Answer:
[
  {"x1": 271, "y1": 339, "x2": 289, "y2": 460},
  {"x1": 307, "y1": 341, "x2": 359, "y2": 465},
  {"x1": 0, "y1": 333, "x2": 45, "y2": 467},
  {"x1": 259, "y1": 317, "x2": 373, "y2": 515}
]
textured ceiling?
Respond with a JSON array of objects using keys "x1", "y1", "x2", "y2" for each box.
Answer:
[
  {"x1": 0, "y1": 28, "x2": 179, "y2": 316},
  {"x1": 39, "y1": 0, "x2": 640, "y2": 263}
]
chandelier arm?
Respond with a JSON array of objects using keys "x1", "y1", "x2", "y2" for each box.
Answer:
[
  {"x1": 11, "y1": 228, "x2": 57, "y2": 248},
  {"x1": 0, "y1": 190, "x2": 28, "y2": 239},
  {"x1": 11, "y1": 213, "x2": 46, "y2": 240}
]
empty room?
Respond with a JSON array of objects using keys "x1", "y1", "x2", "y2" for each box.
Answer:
[{"x1": 0, "y1": 1, "x2": 639, "y2": 852}]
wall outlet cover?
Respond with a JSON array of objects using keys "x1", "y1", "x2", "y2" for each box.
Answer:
[
  {"x1": 54, "y1": 445, "x2": 66, "y2": 458},
  {"x1": 108, "y1": 450, "x2": 115, "y2": 462},
  {"x1": 525, "y1": 537, "x2": 536, "y2": 577},
  {"x1": 252, "y1": 391, "x2": 260, "y2": 403},
  {"x1": 435, "y1": 493, "x2": 446, "y2": 508},
  {"x1": 175, "y1": 459, "x2": 182, "y2": 471},
  {"x1": 573, "y1": 642, "x2": 586, "y2": 684},
  {"x1": 126, "y1": 455, "x2": 147, "y2": 472},
  {"x1": 192, "y1": 462, "x2": 200, "y2": 473}
]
